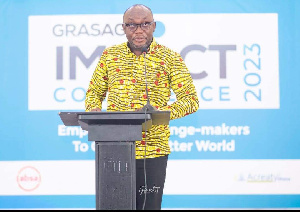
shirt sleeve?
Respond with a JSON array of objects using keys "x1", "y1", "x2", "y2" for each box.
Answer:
[
  {"x1": 160, "y1": 52, "x2": 199, "y2": 120},
  {"x1": 85, "y1": 50, "x2": 108, "y2": 111}
]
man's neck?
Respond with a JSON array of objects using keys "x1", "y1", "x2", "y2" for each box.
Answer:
[{"x1": 133, "y1": 49, "x2": 143, "y2": 56}]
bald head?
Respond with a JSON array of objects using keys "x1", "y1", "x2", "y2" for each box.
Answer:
[
  {"x1": 122, "y1": 4, "x2": 156, "y2": 56},
  {"x1": 123, "y1": 4, "x2": 153, "y2": 22}
]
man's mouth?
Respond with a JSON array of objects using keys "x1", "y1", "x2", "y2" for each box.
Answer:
[{"x1": 134, "y1": 37, "x2": 146, "y2": 42}]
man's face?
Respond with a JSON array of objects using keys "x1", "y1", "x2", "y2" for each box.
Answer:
[{"x1": 123, "y1": 6, "x2": 156, "y2": 51}]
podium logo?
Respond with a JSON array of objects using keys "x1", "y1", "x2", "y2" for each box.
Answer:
[{"x1": 17, "y1": 166, "x2": 41, "y2": 192}]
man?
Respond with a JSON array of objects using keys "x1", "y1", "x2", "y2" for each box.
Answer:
[{"x1": 85, "y1": 4, "x2": 199, "y2": 210}]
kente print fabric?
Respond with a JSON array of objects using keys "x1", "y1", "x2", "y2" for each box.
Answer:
[{"x1": 85, "y1": 39, "x2": 199, "y2": 159}]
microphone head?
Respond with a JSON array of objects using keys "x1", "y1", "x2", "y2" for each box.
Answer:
[{"x1": 141, "y1": 47, "x2": 148, "y2": 54}]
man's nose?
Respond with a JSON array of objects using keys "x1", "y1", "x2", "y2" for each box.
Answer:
[{"x1": 135, "y1": 25, "x2": 144, "y2": 33}]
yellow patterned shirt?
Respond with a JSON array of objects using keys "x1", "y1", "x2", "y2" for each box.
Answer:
[{"x1": 85, "y1": 38, "x2": 199, "y2": 159}]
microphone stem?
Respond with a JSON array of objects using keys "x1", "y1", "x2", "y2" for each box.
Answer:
[{"x1": 143, "y1": 52, "x2": 150, "y2": 106}]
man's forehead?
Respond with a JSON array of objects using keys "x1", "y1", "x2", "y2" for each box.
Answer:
[{"x1": 123, "y1": 6, "x2": 153, "y2": 21}]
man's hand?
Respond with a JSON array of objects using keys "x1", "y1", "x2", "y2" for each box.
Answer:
[
  {"x1": 135, "y1": 105, "x2": 158, "y2": 112},
  {"x1": 91, "y1": 107, "x2": 101, "y2": 112}
]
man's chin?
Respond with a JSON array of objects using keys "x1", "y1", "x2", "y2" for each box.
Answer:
[
  {"x1": 132, "y1": 45, "x2": 146, "y2": 51},
  {"x1": 129, "y1": 41, "x2": 149, "y2": 51},
  {"x1": 134, "y1": 43, "x2": 146, "y2": 49}
]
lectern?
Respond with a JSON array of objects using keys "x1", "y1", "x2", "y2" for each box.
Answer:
[{"x1": 59, "y1": 111, "x2": 170, "y2": 210}]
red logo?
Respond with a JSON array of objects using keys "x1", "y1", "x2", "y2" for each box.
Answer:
[{"x1": 17, "y1": 166, "x2": 41, "y2": 192}]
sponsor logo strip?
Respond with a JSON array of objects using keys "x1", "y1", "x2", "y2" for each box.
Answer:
[{"x1": 0, "y1": 160, "x2": 299, "y2": 195}]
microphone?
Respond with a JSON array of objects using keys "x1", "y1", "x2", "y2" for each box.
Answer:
[{"x1": 141, "y1": 47, "x2": 156, "y2": 112}]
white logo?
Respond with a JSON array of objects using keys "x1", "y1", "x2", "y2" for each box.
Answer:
[{"x1": 28, "y1": 14, "x2": 279, "y2": 110}]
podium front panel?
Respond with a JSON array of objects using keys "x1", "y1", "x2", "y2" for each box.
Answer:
[{"x1": 95, "y1": 141, "x2": 136, "y2": 210}]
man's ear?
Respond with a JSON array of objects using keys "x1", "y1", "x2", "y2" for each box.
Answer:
[{"x1": 153, "y1": 22, "x2": 156, "y2": 32}]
